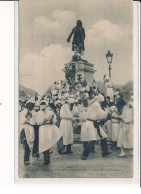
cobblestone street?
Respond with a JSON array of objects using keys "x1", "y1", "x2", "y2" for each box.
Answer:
[{"x1": 19, "y1": 142, "x2": 133, "y2": 178}]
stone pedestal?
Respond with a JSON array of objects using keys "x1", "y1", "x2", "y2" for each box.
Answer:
[{"x1": 66, "y1": 58, "x2": 96, "y2": 85}]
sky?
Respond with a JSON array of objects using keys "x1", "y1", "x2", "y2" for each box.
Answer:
[{"x1": 20, "y1": 0, "x2": 133, "y2": 95}]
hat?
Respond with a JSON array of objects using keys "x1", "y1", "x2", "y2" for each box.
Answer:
[{"x1": 26, "y1": 102, "x2": 35, "y2": 110}]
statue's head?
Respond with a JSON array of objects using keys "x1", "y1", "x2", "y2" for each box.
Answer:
[{"x1": 76, "y1": 20, "x2": 82, "y2": 27}]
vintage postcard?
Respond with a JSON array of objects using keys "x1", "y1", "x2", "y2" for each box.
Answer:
[{"x1": 18, "y1": 0, "x2": 138, "y2": 179}]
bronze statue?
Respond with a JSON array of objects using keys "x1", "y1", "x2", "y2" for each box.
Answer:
[{"x1": 67, "y1": 20, "x2": 85, "y2": 55}]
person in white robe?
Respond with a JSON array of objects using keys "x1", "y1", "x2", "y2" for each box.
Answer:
[
  {"x1": 104, "y1": 76, "x2": 114, "y2": 103},
  {"x1": 110, "y1": 105, "x2": 120, "y2": 150},
  {"x1": 20, "y1": 101, "x2": 36, "y2": 165},
  {"x1": 59, "y1": 100, "x2": 74, "y2": 154},
  {"x1": 81, "y1": 94, "x2": 111, "y2": 160},
  {"x1": 36, "y1": 101, "x2": 62, "y2": 165},
  {"x1": 117, "y1": 100, "x2": 133, "y2": 157},
  {"x1": 80, "y1": 100, "x2": 88, "y2": 142},
  {"x1": 79, "y1": 99, "x2": 96, "y2": 154}
]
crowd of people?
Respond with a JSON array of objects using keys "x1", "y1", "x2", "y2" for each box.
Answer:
[{"x1": 19, "y1": 77, "x2": 133, "y2": 166}]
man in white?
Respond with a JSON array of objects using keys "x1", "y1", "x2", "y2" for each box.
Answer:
[
  {"x1": 59, "y1": 99, "x2": 74, "y2": 154},
  {"x1": 36, "y1": 101, "x2": 61, "y2": 165},
  {"x1": 80, "y1": 99, "x2": 93, "y2": 153},
  {"x1": 20, "y1": 101, "x2": 36, "y2": 165},
  {"x1": 81, "y1": 94, "x2": 111, "y2": 160},
  {"x1": 104, "y1": 76, "x2": 114, "y2": 103},
  {"x1": 117, "y1": 100, "x2": 133, "y2": 157}
]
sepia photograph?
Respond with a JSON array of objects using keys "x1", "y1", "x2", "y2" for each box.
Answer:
[{"x1": 19, "y1": 0, "x2": 134, "y2": 179}]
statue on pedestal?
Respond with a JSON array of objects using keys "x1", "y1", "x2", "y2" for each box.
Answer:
[
  {"x1": 67, "y1": 20, "x2": 85, "y2": 59},
  {"x1": 65, "y1": 20, "x2": 95, "y2": 86}
]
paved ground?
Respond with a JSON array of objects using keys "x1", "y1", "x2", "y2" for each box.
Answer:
[{"x1": 19, "y1": 140, "x2": 133, "y2": 178}]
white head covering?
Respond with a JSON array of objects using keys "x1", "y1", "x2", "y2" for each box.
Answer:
[{"x1": 86, "y1": 86, "x2": 90, "y2": 91}]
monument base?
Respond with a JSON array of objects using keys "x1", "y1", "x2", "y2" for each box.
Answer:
[{"x1": 66, "y1": 58, "x2": 96, "y2": 85}]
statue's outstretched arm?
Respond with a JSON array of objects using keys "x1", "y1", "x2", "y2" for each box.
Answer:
[{"x1": 67, "y1": 28, "x2": 74, "y2": 42}]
